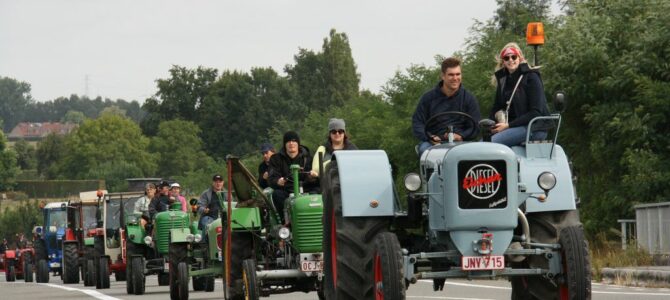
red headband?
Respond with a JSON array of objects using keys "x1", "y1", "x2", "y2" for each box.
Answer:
[{"x1": 500, "y1": 47, "x2": 520, "y2": 59}]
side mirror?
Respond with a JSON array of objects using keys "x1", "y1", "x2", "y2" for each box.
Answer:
[
  {"x1": 189, "y1": 198, "x2": 199, "y2": 206},
  {"x1": 554, "y1": 91, "x2": 567, "y2": 113}
]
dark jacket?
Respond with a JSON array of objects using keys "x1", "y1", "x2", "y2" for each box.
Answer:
[
  {"x1": 490, "y1": 63, "x2": 550, "y2": 129},
  {"x1": 412, "y1": 83, "x2": 481, "y2": 142},
  {"x1": 258, "y1": 161, "x2": 270, "y2": 189},
  {"x1": 268, "y1": 145, "x2": 314, "y2": 192},
  {"x1": 148, "y1": 194, "x2": 170, "y2": 219}
]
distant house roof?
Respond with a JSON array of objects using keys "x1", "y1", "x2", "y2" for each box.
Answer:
[{"x1": 7, "y1": 122, "x2": 78, "y2": 140}]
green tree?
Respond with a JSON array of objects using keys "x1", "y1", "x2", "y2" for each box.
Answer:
[
  {"x1": 59, "y1": 114, "x2": 156, "y2": 180},
  {"x1": 150, "y1": 119, "x2": 214, "y2": 178},
  {"x1": 61, "y1": 110, "x2": 87, "y2": 124},
  {"x1": 12, "y1": 139, "x2": 37, "y2": 170},
  {"x1": 141, "y1": 66, "x2": 218, "y2": 136},
  {"x1": 200, "y1": 68, "x2": 303, "y2": 157},
  {"x1": 285, "y1": 29, "x2": 360, "y2": 110},
  {"x1": 0, "y1": 132, "x2": 19, "y2": 191},
  {"x1": 542, "y1": 0, "x2": 670, "y2": 234},
  {"x1": 0, "y1": 77, "x2": 33, "y2": 132},
  {"x1": 0, "y1": 199, "x2": 42, "y2": 241},
  {"x1": 100, "y1": 105, "x2": 127, "y2": 117},
  {"x1": 36, "y1": 133, "x2": 66, "y2": 179}
]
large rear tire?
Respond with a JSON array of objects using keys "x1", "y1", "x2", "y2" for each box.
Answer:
[
  {"x1": 62, "y1": 242, "x2": 79, "y2": 284},
  {"x1": 131, "y1": 257, "x2": 146, "y2": 295},
  {"x1": 323, "y1": 161, "x2": 389, "y2": 300},
  {"x1": 192, "y1": 276, "x2": 205, "y2": 291},
  {"x1": 224, "y1": 232, "x2": 253, "y2": 299},
  {"x1": 36, "y1": 259, "x2": 49, "y2": 283},
  {"x1": 158, "y1": 271, "x2": 170, "y2": 286},
  {"x1": 242, "y1": 259, "x2": 259, "y2": 300},
  {"x1": 373, "y1": 232, "x2": 406, "y2": 300}
]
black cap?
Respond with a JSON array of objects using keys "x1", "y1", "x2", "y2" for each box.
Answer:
[
  {"x1": 212, "y1": 174, "x2": 224, "y2": 181},
  {"x1": 259, "y1": 143, "x2": 275, "y2": 154},
  {"x1": 159, "y1": 180, "x2": 170, "y2": 188},
  {"x1": 283, "y1": 131, "x2": 300, "y2": 145}
]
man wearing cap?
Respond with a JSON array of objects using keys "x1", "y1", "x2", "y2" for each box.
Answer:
[
  {"x1": 412, "y1": 57, "x2": 481, "y2": 155},
  {"x1": 197, "y1": 174, "x2": 226, "y2": 231},
  {"x1": 258, "y1": 143, "x2": 275, "y2": 189},
  {"x1": 170, "y1": 182, "x2": 188, "y2": 212},
  {"x1": 268, "y1": 131, "x2": 315, "y2": 224},
  {"x1": 149, "y1": 181, "x2": 173, "y2": 219}
]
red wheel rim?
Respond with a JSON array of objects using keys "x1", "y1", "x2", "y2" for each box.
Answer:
[
  {"x1": 374, "y1": 253, "x2": 383, "y2": 300},
  {"x1": 559, "y1": 250, "x2": 569, "y2": 300},
  {"x1": 330, "y1": 209, "x2": 337, "y2": 288}
]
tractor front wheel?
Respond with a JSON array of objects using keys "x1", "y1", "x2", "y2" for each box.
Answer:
[
  {"x1": 23, "y1": 254, "x2": 34, "y2": 282},
  {"x1": 373, "y1": 232, "x2": 406, "y2": 300},
  {"x1": 96, "y1": 257, "x2": 110, "y2": 289},
  {"x1": 62, "y1": 242, "x2": 79, "y2": 284},
  {"x1": 242, "y1": 259, "x2": 259, "y2": 300},
  {"x1": 6, "y1": 261, "x2": 16, "y2": 282},
  {"x1": 131, "y1": 257, "x2": 146, "y2": 295},
  {"x1": 36, "y1": 259, "x2": 49, "y2": 283}
]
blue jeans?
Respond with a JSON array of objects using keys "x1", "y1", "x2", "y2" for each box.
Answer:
[
  {"x1": 198, "y1": 215, "x2": 216, "y2": 231},
  {"x1": 491, "y1": 126, "x2": 547, "y2": 147},
  {"x1": 417, "y1": 141, "x2": 434, "y2": 156}
]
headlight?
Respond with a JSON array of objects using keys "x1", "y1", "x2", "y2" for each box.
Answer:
[
  {"x1": 144, "y1": 236, "x2": 153, "y2": 245},
  {"x1": 49, "y1": 226, "x2": 57, "y2": 233},
  {"x1": 538, "y1": 172, "x2": 557, "y2": 191},
  {"x1": 404, "y1": 173, "x2": 422, "y2": 192},
  {"x1": 186, "y1": 234, "x2": 195, "y2": 243},
  {"x1": 127, "y1": 216, "x2": 138, "y2": 224},
  {"x1": 278, "y1": 227, "x2": 290, "y2": 240},
  {"x1": 194, "y1": 234, "x2": 202, "y2": 243}
]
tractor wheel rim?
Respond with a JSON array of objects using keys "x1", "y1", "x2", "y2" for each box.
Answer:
[
  {"x1": 374, "y1": 253, "x2": 383, "y2": 300},
  {"x1": 330, "y1": 209, "x2": 337, "y2": 288}
]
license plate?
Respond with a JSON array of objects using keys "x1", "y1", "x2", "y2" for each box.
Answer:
[
  {"x1": 164, "y1": 262, "x2": 169, "y2": 271},
  {"x1": 300, "y1": 260, "x2": 323, "y2": 272},
  {"x1": 461, "y1": 255, "x2": 505, "y2": 270}
]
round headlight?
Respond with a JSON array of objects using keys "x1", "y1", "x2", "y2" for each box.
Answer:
[
  {"x1": 404, "y1": 173, "x2": 422, "y2": 192},
  {"x1": 186, "y1": 234, "x2": 195, "y2": 243},
  {"x1": 538, "y1": 172, "x2": 557, "y2": 191},
  {"x1": 278, "y1": 227, "x2": 291, "y2": 240},
  {"x1": 49, "y1": 226, "x2": 57, "y2": 233},
  {"x1": 194, "y1": 234, "x2": 202, "y2": 243},
  {"x1": 144, "y1": 236, "x2": 153, "y2": 245}
]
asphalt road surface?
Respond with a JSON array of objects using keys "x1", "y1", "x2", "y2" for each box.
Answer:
[{"x1": 2, "y1": 273, "x2": 670, "y2": 299}]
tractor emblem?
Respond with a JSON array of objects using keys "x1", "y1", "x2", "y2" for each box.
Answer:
[{"x1": 462, "y1": 164, "x2": 502, "y2": 200}]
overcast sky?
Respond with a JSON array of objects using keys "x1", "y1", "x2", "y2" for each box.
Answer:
[{"x1": 1, "y1": 1, "x2": 504, "y2": 103}]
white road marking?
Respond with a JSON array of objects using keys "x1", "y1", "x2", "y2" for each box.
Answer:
[
  {"x1": 419, "y1": 279, "x2": 670, "y2": 297},
  {"x1": 42, "y1": 283, "x2": 122, "y2": 300}
]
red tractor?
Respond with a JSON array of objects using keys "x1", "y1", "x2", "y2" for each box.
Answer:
[{"x1": 3, "y1": 244, "x2": 35, "y2": 282}]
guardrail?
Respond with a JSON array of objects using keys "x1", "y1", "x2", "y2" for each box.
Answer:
[{"x1": 635, "y1": 202, "x2": 670, "y2": 255}]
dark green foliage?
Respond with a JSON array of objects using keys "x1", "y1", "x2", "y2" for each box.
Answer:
[
  {"x1": 0, "y1": 132, "x2": 19, "y2": 191},
  {"x1": 35, "y1": 133, "x2": 66, "y2": 179},
  {"x1": 542, "y1": 0, "x2": 670, "y2": 234},
  {"x1": 16, "y1": 180, "x2": 102, "y2": 198},
  {"x1": 24, "y1": 95, "x2": 143, "y2": 124},
  {"x1": 149, "y1": 119, "x2": 214, "y2": 178},
  {"x1": 0, "y1": 199, "x2": 42, "y2": 241},
  {"x1": 13, "y1": 139, "x2": 37, "y2": 170},
  {"x1": 0, "y1": 77, "x2": 33, "y2": 132}
]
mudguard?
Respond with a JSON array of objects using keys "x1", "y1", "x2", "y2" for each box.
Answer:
[
  {"x1": 512, "y1": 144, "x2": 578, "y2": 212},
  {"x1": 230, "y1": 207, "x2": 262, "y2": 230},
  {"x1": 332, "y1": 150, "x2": 395, "y2": 217},
  {"x1": 4, "y1": 250, "x2": 16, "y2": 259}
]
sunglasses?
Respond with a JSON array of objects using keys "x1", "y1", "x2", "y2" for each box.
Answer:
[
  {"x1": 503, "y1": 55, "x2": 518, "y2": 62},
  {"x1": 330, "y1": 129, "x2": 345, "y2": 135}
]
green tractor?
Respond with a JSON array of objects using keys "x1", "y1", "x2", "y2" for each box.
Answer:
[
  {"x1": 178, "y1": 157, "x2": 324, "y2": 300},
  {"x1": 124, "y1": 189, "x2": 198, "y2": 297}
]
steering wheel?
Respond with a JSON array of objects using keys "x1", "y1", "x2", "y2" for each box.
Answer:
[{"x1": 424, "y1": 111, "x2": 478, "y2": 142}]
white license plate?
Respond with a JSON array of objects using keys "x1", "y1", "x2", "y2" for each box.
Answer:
[
  {"x1": 461, "y1": 255, "x2": 505, "y2": 270},
  {"x1": 164, "y1": 262, "x2": 169, "y2": 271},
  {"x1": 300, "y1": 260, "x2": 323, "y2": 272}
]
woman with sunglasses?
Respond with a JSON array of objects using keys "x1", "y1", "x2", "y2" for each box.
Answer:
[
  {"x1": 310, "y1": 118, "x2": 357, "y2": 178},
  {"x1": 489, "y1": 42, "x2": 550, "y2": 146}
]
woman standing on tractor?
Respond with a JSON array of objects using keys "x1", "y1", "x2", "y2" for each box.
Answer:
[{"x1": 489, "y1": 42, "x2": 550, "y2": 146}]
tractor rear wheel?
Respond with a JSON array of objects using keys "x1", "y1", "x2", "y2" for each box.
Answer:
[
  {"x1": 223, "y1": 232, "x2": 253, "y2": 299},
  {"x1": 169, "y1": 243, "x2": 189, "y2": 300},
  {"x1": 62, "y1": 242, "x2": 79, "y2": 284},
  {"x1": 323, "y1": 161, "x2": 389, "y2": 300},
  {"x1": 373, "y1": 232, "x2": 406, "y2": 299},
  {"x1": 241, "y1": 259, "x2": 259, "y2": 300},
  {"x1": 36, "y1": 259, "x2": 49, "y2": 283}
]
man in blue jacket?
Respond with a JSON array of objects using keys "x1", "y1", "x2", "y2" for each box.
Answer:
[{"x1": 412, "y1": 57, "x2": 481, "y2": 155}]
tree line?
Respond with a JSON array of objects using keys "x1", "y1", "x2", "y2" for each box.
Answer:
[{"x1": 1, "y1": 0, "x2": 668, "y2": 237}]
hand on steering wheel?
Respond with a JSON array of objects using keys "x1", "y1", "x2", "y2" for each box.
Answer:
[{"x1": 424, "y1": 111, "x2": 478, "y2": 142}]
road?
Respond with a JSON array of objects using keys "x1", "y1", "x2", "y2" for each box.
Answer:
[{"x1": 2, "y1": 273, "x2": 670, "y2": 299}]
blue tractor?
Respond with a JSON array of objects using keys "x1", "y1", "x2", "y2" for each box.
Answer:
[{"x1": 33, "y1": 201, "x2": 68, "y2": 283}]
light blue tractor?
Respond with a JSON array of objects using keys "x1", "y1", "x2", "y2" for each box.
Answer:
[
  {"x1": 321, "y1": 91, "x2": 591, "y2": 300},
  {"x1": 33, "y1": 202, "x2": 68, "y2": 283}
]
